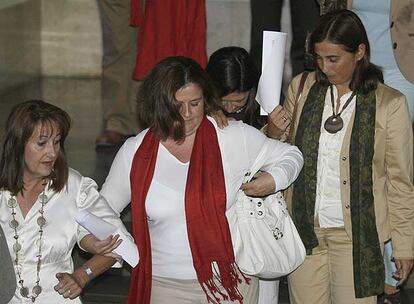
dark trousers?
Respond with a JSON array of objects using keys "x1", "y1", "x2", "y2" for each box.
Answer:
[{"x1": 250, "y1": 0, "x2": 320, "y2": 77}]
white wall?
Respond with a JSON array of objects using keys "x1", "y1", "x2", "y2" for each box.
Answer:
[
  {"x1": 40, "y1": 0, "x2": 102, "y2": 77},
  {"x1": 0, "y1": 0, "x2": 41, "y2": 92},
  {"x1": 206, "y1": 0, "x2": 251, "y2": 55}
]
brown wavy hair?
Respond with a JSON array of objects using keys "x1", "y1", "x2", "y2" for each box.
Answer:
[
  {"x1": 0, "y1": 100, "x2": 71, "y2": 195},
  {"x1": 137, "y1": 56, "x2": 221, "y2": 141}
]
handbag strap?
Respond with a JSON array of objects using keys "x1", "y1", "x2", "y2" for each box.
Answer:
[
  {"x1": 287, "y1": 72, "x2": 308, "y2": 143},
  {"x1": 244, "y1": 142, "x2": 270, "y2": 183}
]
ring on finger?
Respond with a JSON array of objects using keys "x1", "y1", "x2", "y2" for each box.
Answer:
[{"x1": 282, "y1": 116, "x2": 287, "y2": 121}]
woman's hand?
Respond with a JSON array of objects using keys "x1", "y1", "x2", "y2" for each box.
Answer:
[
  {"x1": 54, "y1": 272, "x2": 84, "y2": 299},
  {"x1": 211, "y1": 109, "x2": 230, "y2": 129},
  {"x1": 394, "y1": 258, "x2": 414, "y2": 286},
  {"x1": 80, "y1": 234, "x2": 122, "y2": 256},
  {"x1": 267, "y1": 105, "x2": 290, "y2": 139},
  {"x1": 240, "y1": 172, "x2": 276, "y2": 197}
]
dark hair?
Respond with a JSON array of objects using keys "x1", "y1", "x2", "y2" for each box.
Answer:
[
  {"x1": 309, "y1": 9, "x2": 383, "y2": 94},
  {"x1": 206, "y1": 47, "x2": 265, "y2": 129},
  {"x1": 206, "y1": 47, "x2": 259, "y2": 97},
  {"x1": 0, "y1": 100, "x2": 71, "y2": 195},
  {"x1": 137, "y1": 56, "x2": 221, "y2": 141}
]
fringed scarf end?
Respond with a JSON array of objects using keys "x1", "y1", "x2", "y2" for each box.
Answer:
[
  {"x1": 200, "y1": 262, "x2": 245, "y2": 304},
  {"x1": 231, "y1": 263, "x2": 250, "y2": 285},
  {"x1": 201, "y1": 279, "x2": 226, "y2": 304}
]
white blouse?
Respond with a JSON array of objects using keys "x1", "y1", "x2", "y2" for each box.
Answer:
[
  {"x1": 101, "y1": 117, "x2": 304, "y2": 279},
  {"x1": 315, "y1": 86, "x2": 356, "y2": 228},
  {"x1": 0, "y1": 168, "x2": 130, "y2": 304}
]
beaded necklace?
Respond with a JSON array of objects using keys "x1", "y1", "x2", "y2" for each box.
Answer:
[{"x1": 7, "y1": 182, "x2": 49, "y2": 302}]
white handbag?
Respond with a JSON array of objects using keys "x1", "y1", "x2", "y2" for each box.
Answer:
[{"x1": 230, "y1": 145, "x2": 306, "y2": 279}]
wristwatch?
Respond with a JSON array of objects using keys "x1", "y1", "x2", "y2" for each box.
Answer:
[{"x1": 82, "y1": 265, "x2": 93, "y2": 277}]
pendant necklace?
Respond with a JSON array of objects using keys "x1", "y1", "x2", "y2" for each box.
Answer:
[
  {"x1": 324, "y1": 85, "x2": 356, "y2": 134},
  {"x1": 8, "y1": 181, "x2": 49, "y2": 302}
]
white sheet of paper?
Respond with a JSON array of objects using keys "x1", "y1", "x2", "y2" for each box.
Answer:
[
  {"x1": 76, "y1": 210, "x2": 139, "y2": 268},
  {"x1": 256, "y1": 31, "x2": 287, "y2": 115}
]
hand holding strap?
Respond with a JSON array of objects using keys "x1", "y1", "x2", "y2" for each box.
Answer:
[{"x1": 244, "y1": 142, "x2": 270, "y2": 184}]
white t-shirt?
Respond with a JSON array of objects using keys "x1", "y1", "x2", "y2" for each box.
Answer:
[{"x1": 146, "y1": 144, "x2": 194, "y2": 278}]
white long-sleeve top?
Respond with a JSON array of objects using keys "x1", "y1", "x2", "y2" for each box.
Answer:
[
  {"x1": 101, "y1": 117, "x2": 303, "y2": 279},
  {"x1": 0, "y1": 168, "x2": 131, "y2": 304}
]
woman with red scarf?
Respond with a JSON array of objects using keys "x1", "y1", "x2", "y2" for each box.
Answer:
[{"x1": 100, "y1": 56, "x2": 303, "y2": 303}]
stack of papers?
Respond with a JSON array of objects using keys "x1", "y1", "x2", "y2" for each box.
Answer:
[
  {"x1": 76, "y1": 210, "x2": 139, "y2": 267},
  {"x1": 256, "y1": 31, "x2": 287, "y2": 115}
]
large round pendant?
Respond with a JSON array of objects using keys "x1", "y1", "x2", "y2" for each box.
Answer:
[{"x1": 324, "y1": 115, "x2": 344, "y2": 134}]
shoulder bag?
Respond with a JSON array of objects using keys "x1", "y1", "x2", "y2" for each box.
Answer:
[
  {"x1": 230, "y1": 72, "x2": 309, "y2": 279},
  {"x1": 230, "y1": 144, "x2": 306, "y2": 279}
]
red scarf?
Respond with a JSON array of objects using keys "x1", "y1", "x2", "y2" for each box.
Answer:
[{"x1": 127, "y1": 117, "x2": 245, "y2": 304}]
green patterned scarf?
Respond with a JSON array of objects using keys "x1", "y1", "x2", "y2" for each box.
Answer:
[{"x1": 292, "y1": 82, "x2": 384, "y2": 298}]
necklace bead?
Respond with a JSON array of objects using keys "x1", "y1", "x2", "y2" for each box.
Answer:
[
  {"x1": 10, "y1": 219, "x2": 19, "y2": 229},
  {"x1": 35, "y1": 239, "x2": 45, "y2": 248},
  {"x1": 20, "y1": 287, "x2": 29, "y2": 297},
  {"x1": 13, "y1": 242, "x2": 22, "y2": 252},
  {"x1": 36, "y1": 216, "x2": 46, "y2": 227},
  {"x1": 8, "y1": 184, "x2": 48, "y2": 302},
  {"x1": 7, "y1": 197, "x2": 17, "y2": 208},
  {"x1": 39, "y1": 194, "x2": 48, "y2": 204},
  {"x1": 32, "y1": 285, "x2": 42, "y2": 296}
]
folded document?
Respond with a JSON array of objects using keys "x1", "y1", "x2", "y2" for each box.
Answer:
[{"x1": 76, "y1": 210, "x2": 139, "y2": 267}]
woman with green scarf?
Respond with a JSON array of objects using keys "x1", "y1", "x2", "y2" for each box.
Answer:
[{"x1": 267, "y1": 9, "x2": 414, "y2": 304}]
